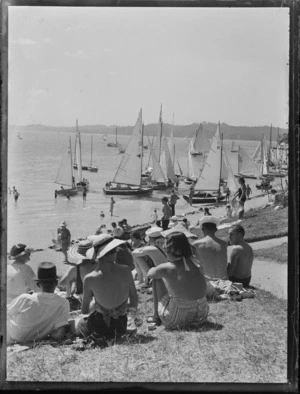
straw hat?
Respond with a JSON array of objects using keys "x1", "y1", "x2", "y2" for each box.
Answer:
[
  {"x1": 86, "y1": 234, "x2": 125, "y2": 260},
  {"x1": 161, "y1": 227, "x2": 198, "y2": 240},
  {"x1": 34, "y1": 262, "x2": 60, "y2": 282},
  {"x1": 145, "y1": 226, "x2": 163, "y2": 242},
  {"x1": 199, "y1": 215, "x2": 220, "y2": 227},
  {"x1": 9, "y1": 244, "x2": 30, "y2": 260},
  {"x1": 68, "y1": 239, "x2": 94, "y2": 263}
]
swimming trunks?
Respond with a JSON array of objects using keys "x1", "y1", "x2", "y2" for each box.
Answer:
[{"x1": 158, "y1": 295, "x2": 209, "y2": 330}]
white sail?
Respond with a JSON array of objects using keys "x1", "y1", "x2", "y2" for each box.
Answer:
[
  {"x1": 190, "y1": 124, "x2": 211, "y2": 155},
  {"x1": 252, "y1": 141, "x2": 261, "y2": 162},
  {"x1": 221, "y1": 155, "x2": 228, "y2": 179},
  {"x1": 147, "y1": 135, "x2": 167, "y2": 184},
  {"x1": 238, "y1": 146, "x2": 260, "y2": 177},
  {"x1": 223, "y1": 149, "x2": 239, "y2": 195},
  {"x1": 194, "y1": 125, "x2": 221, "y2": 191},
  {"x1": 113, "y1": 109, "x2": 143, "y2": 186},
  {"x1": 154, "y1": 105, "x2": 163, "y2": 162},
  {"x1": 160, "y1": 135, "x2": 176, "y2": 182},
  {"x1": 55, "y1": 139, "x2": 73, "y2": 187},
  {"x1": 167, "y1": 115, "x2": 175, "y2": 166}
]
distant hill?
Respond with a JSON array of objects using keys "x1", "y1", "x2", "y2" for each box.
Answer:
[{"x1": 9, "y1": 122, "x2": 288, "y2": 142}]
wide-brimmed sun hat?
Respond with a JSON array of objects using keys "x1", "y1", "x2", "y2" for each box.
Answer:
[
  {"x1": 86, "y1": 234, "x2": 126, "y2": 260},
  {"x1": 199, "y1": 215, "x2": 220, "y2": 228},
  {"x1": 161, "y1": 227, "x2": 198, "y2": 240},
  {"x1": 9, "y1": 244, "x2": 31, "y2": 260},
  {"x1": 68, "y1": 239, "x2": 94, "y2": 263},
  {"x1": 145, "y1": 226, "x2": 163, "y2": 242},
  {"x1": 34, "y1": 262, "x2": 60, "y2": 282},
  {"x1": 60, "y1": 221, "x2": 67, "y2": 227}
]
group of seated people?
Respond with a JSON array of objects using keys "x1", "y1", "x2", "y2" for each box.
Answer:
[
  {"x1": 6, "y1": 214, "x2": 254, "y2": 345},
  {"x1": 94, "y1": 218, "x2": 132, "y2": 240}
]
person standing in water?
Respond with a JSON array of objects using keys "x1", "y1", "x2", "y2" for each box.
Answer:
[
  {"x1": 57, "y1": 221, "x2": 71, "y2": 263},
  {"x1": 110, "y1": 197, "x2": 116, "y2": 216}
]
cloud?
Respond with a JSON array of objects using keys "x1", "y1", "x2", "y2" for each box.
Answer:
[
  {"x1": 64, "y1": 50, "x2": 91, "y2": 59},
  {"x1": 28, "y1": 88, "x2": 50, "y2": 98},
  {"x1": 11, "y1": 38, "x2": 36, "y2": 46},
  {"x1": 65, "y1": 24, "x2": 89, "y2": 32},
  {"x1": 41, "y1": 37, "x2": 53, "y2": 44}
]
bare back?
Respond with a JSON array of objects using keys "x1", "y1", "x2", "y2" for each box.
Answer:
[
  {"x1": 193, "y1": 236, "x2": 228, "y2": 280},
  {"x1": 228, "y1": 242, "x2": 254, "y2": 278}
]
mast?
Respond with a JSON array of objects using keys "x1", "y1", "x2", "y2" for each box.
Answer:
[
  {"x1": 69, "y1": 137, "x2": 74, "y2": 187},
  {"x1": 269, "y1": 124, "x2": 272, "y2": 159},
  {"x1": 90, "y1": 135, "x2": 93, "y2": 166},
  {"x1": 238, "y1": 145, "x2": 240, "y2": 175},
  {"x1": 218, "y1": 122, "x2": 222, "y2": 188},
  {"x1": 74, "y1": 133, "x2": 77, "y2": 166},
  {"x1": 158, "y1": 104, "x2": 163, "y2": 162},
  {"x1": 141, "y1": 119, "x2": 144, "y2": 187},
  {"x1": 76, "y1": 119, "x2": 83, "y2": 182},
  {"x1": 116, "y1": 127, "x2": 118, "y2": 145}
]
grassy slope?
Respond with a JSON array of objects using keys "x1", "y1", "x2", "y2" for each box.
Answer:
[
  {"x1": 7, "y1": 289, "x2": 287, "y2": 383},
  {"x1": 216, "y1": 206, "x2": 288, "y2": 243},
  {"x1": 254, "y1": 243, "x2": 288, "y2": 264}
]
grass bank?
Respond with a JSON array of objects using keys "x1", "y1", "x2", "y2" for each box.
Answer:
[
  {"x1": 7, "y1": 289, "x2": 287, "y2": 383},
  {"x1": 254, "y1": 243, "x2": 288, "y2": 264},
  {"x1": 217, "y1": 206, "x2": 288, "y2": 243}
]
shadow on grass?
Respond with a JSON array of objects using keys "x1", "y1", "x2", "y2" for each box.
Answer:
[
  {"x1": 184, "y1": 320, "x2": 224, "y2": 333},
  {"x1": 85, "y1": 332, "x2": 157, "y2": 349}
]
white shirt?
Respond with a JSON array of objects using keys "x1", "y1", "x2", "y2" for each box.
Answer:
[
  {"x1": 7, "y1": 292, "x2": 70, "y2": 343},
  {"x1": 7, "y1": 262, "x2": 39, "y2": 304}
]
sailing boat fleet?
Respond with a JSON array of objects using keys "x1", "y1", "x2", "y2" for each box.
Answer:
[{"x1": 54, "y1": 114, "x2": 287, "y2": 202}]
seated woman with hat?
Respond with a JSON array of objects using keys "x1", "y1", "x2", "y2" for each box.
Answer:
[
  {"x1": 7, "y1": 262, "x2": 70, "y2": 344},
  {"x1": 7, "y1": 244, "x2": 39, "y2": 304},
  {"x1": 58, "y1": 240, "x2": 97, "y2": 304},
  {"x1": 147, "y1": 232, "x2": 209, "y2": 330},
  {"x1": 75, "y1": 234, "x2": 138, "y2": 340}
]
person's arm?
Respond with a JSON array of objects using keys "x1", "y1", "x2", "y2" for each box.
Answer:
[
  {"x1": 227, "y1": 247, "x2": 240, "y2": 277},
  {"x1": 81, "y1": 276, "x2": 93, "y2": 314},
  {"x1": 127, "y1": 272, "x2": 138, "y2": 311},
  {"x1": 147, "y1": 263, "x2": 169, "y2": 280}
]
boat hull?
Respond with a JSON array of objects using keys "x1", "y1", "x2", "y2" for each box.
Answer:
[
  {"x1": 107, "y1": 143, "x2": 118, "y2": 147},
  {"x1": 56, "y1": 188, "x2": 78, "y2": 196},
  {"x1": 73, "y1": 164, "x2": 89, "y2": 171},
  {"x1": 87, "y1": 166, "x2": 98, "y2": 172},
  {"x1": 235, "y1": 173, "x2": 257, "y2": 179},
  {"x1": 103, "y1": 186, "x2": 153, "y2": 196},
  {"x1": 183, "y1": 192, "x2": 226, "y2": 204}
]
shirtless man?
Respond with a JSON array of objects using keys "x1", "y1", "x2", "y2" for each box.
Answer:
[
  {"x1": 227, "y1": 224, "x2": 254, "y2": 287},
  {"x1": 132, "y1": 226, "x2": 168, "y2": 325},
  {"x1": 192, "y1": 216, "x2": 228, "y2": 281},
  {"x1": 161, "y1": 197, "x2": 172, "y2": 230},
  {"x1": 76, "y1": 235, "x2": 138, "y2": 339},
  {"x1": 147, "y1": 232, "x2": 208, "y2": 330}
]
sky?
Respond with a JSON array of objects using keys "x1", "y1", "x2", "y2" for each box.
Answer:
[{"x1": 8, "y1": 6, "x2": 289, "y2": 128}]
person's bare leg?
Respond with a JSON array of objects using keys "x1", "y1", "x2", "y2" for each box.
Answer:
[{"x1": 152, "y1": 279, "x2": 168, "y2": 321}]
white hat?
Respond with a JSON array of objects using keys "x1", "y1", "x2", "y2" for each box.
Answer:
[
  {"x1": 86, "y1": 233, "x2": 125, "y2": 260},
  {"x1": 68, "y1": 239, "x2": 94, "y2": 263},
  {"x1": 145, "y1": 226, "x2": 163, "y2": 242},
  {"x1": 199, "y1": 215, "x2": 220, "y2": 228},
  {"x1": 161, "y1": 227, "x2": 198, "y2": 240},
  {"x1": 60, "y1": 221, "x2": 67, "y2": 227}
]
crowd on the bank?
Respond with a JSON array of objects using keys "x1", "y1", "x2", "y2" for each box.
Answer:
[{"x1": 6, "y1": 190, "x2": 254, "y2": 345}]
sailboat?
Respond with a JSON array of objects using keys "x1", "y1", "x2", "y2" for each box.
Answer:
[
  {"x1": 107, "y1": 127, "x2": 119, "y2": 147},
  {"x1": 103, "y1": 109, "x2": 153, "y2": 196},
  {"x1": 55, "y1": 137, "x2": 78, "y2": 196},
  {"x1": 73, "y1": 120, "x2": 89, "y2": 190},
  {"x1": 73, "y1": 131, "x2": 88, "y2": 171},
  {"x1": 183, "y1": 123, "x2": 226, "y2": 204},
  {"x1": 87, "y1": 135, "x2": 98, "y2": 172},
  {"x1": 189, "y1": 124, "x2": 211, "y2": 156},
  {"x1": 235, "y1": 146, "x2": 260, "y2": 179},
  {"x1": 230, "y1": 141, "x2": 239, "y2": 152}
]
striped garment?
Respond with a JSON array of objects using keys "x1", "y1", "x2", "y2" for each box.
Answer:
[{"x1": 158, "y1": 294, "x2": 209, "y2": 330}]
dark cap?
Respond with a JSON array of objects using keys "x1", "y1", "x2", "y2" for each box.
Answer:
[{"x1": 34, "y1": 262, "x2": 60, "y2": 282}]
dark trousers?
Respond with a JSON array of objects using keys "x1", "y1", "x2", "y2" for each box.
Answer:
[
  {"x1": 77, "y1": 310, "x2": 127, "y2": 339},
  {"x1": 229, "y1": 275, "x2": 251, "y2": 288},
  {"x1": 169, "y1": 204, "x2": 175, "y2": 216},
  {"x1": 162, "y1": 220, "x2": 170, "y2": 231}
]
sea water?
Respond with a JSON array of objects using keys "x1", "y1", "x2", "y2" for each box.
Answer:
[{"x1": 6, "y1": 130, "x2": 266, "y2": 250}]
